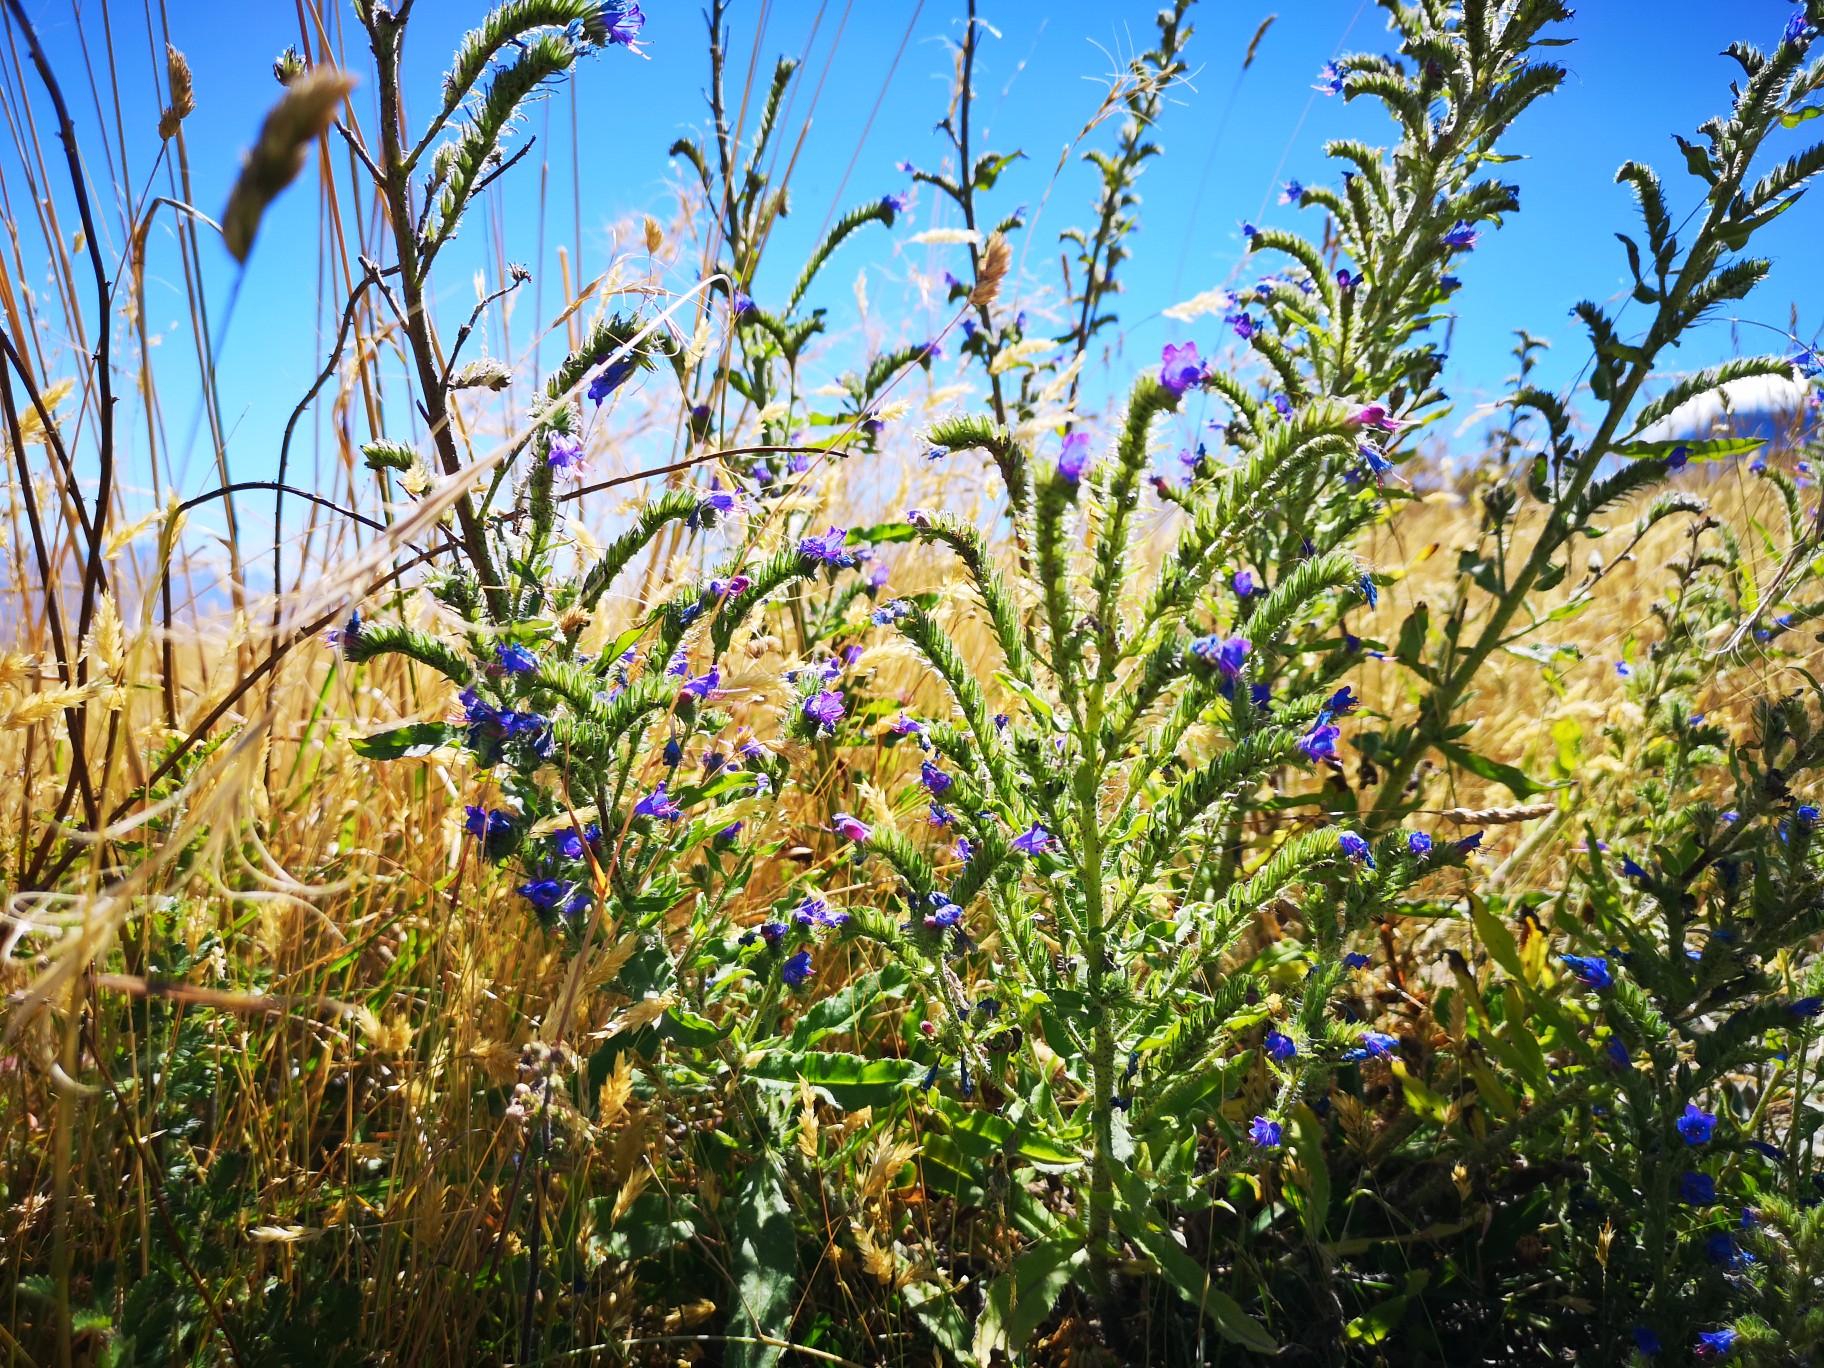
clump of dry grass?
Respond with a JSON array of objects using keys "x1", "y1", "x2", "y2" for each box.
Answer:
[{"x1": 0, "y1": 2, "x2": 1817, "y2": 1364}]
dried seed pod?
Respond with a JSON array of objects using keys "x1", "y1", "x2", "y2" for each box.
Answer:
[
  {"x1": 158, "y1": 45, "x2": 195, "y2": 141},
  {"x1": 222, "y1": 65, "x2": 358, "y2": 263}
]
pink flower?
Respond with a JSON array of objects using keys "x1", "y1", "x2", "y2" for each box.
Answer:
[
  {"x1": 1347, "y1": 404, "x2": 1406, "y2": 433},
  {"x1": 832, "y1": 812, "x2": 872, "y2": 843}
]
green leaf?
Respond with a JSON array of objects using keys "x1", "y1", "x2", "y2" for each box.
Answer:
[
  {"x1": 1471, "y1": 897, "x2": 1525, "y2": 980},
  {"x1": 661, "y1": 1008, "x2": 726, "y2": 1048},
  {"x1": 1286, "y1": 1105, "x2": 1330, "y2": 1242},
  {"x1": 747, "y1": 1051, "x2": 926, "y2": 1110},
  {"x1": 1614, "y1": 436, "x2": 1765, "y2": 463},
  {"x1": 1782, "y1": 105, "x2": 1823, "y2": 128},
  {"x1": 973, "y1": 1236, "x2": 1082, "y2": 1361},
  {"x1": 1436, "y1": 740, "x2": 1547, "y2": 799},
  {"x1": 942, "y1": 1107, "x2": 1083, "y2": 1169},
  {"x1": 349, "y1": 722, "x2": 462, "y2": 760},
  {"x1": 1345, "y1": 1270, "x2": 1430, "y2": 1344},
  {"x1": 592, "y1": 1189, "x2": 698, "y2": 1262},
  {"x1": 1112, "y1": 1198, "x2": 1278, "y2": 1353},
  {"x1": 723, "y1": 1157, "x2": 797, "y2": 1368},
  {"x1": 790, "y1": 967, "x2": 906, "y2": 1050}
]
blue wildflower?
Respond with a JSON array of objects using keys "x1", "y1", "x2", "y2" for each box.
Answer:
[
  {"x1": 1247, "y1": 1115, "x2": 1283, "y2": 1148},
  {"x1": 1012, "y1": 823, "x2": 1053, "y2": 855},
  {"x1": 1345, "y1": 1030, "x2": 1398, "y2": 1061},
  {"x1": 1785, "y1": 9, "x2": 1813, "y2": 43},
  {"x1": 1668, "y1": 444, "x2": 1690, "y2": 470},
  {"x1": 1338, "y1": 831, "x2": 1374, "y2": 867},
  {"x1": 1788, "y1": 997, "x2": 1824, "y2": 1018},
  {"x1": 871, "y1": 599, "x2": 912, "y2": 626},
  {"x1": 1264, "y1": 1031, "x2": 1296, "y2": 1062},
  {"x1": 1314, "y1": 60, "x2": 1344, "y2": 95},
  {"x1": 1344, "y1": 951, "x2": 1371, "y2": 969},
  {"x1": 714, "y1": 821, "x2": 743, "y2": 845},
  {"x1": 1681, "y1": 1170, "x2": 1718, "y2": 1204},
  {"x1": 1358, "y1": 574, "x2": 1378, "y2": 608},
  {"x1": 1191, "y1": 633, "x2": 1251, "y2": 679},
  {"x1": 927, "y1": 802, "x2": 954, "y2": 827},
  {"x1": 495, "y1": 642, "x2": 538, "y2": 674},
  {"x1": 1696, "y1": 1328, "x2": 1736, "y2": 1357},
  {"x1": 1058, "y1": 432, "x2": 1093, "y2": 483},
  {"x1": 1232, "y1": 570, "x2": 1256, "y2": 598},
  {"x1": 1279, "y1": 179, "x2": 1303, "y2": 204},
  {"x1": 1633, "y1": 1326, "x2": 1662, "y2": 1358},
  {"x1": 881, "y1": 189, "x2": 912, "y2": 217},
  {"x1": 1678, "y1": 1103, "x2": 1718, "y2": 1146},
  {"x1": 1300, "y1": 714, "x2": 1341, "y2": 761},
  {"x1": 920, "y1": 759, "x2": 952, "y2": 795},
  {"x1": 833, "y1": 813, "x2": 872, "y2": 843},
  {"x1": 587, "y1": 357, "x2": 636, "y2": 405},
  {"x1": 1442, "y1": 220, "x2": 1479, "y2": 250},
  {"x1": 634, "y1": 782, "x2": 682, "y2": 822},
  {"x1": 1562, "y1": 954, "x2": 1613, "y2": 990},
  {"x1": 1456, "y1": 832, "x2": 1484, "y2": 853},
  {"x1": 518, "y1": 878, "x2": 565, "y2": 910},
  {"x1": 464, "y1": 805, "x2": 516, "y2": 860},
  {"x1": 1606, "y1": 1038, "x2": 1631, "y2": 1067},
  {"x1": 1705, "y1": 1232, "x2": 1751, "y2": 1268},
  {"x1": 681, "y1": 667, "x2": 721, "y2": 700},
  {"x1": 954, "y1": 836, "x2": 974, "y2": 863},
  {"x1": 782, "y1": 950, "x2": 814, "y2": 988},
  {"x1": 1408, "y1": 831, "x2": 1433, "y2": 857}
]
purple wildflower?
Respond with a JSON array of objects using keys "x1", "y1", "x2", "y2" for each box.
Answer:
[
  {"x1": 799, "y1": 526, "x2": 857, "y2": 567},
  {"x1": 1264, "y1": 1031, "x2": 1297, "y2": 1062},
  {"x1": 545, "y1": 432, "x2": 587, "y2": 476},
  {"x1": 920, "y1": 759, "x2": 952, "y2": 795},
  {"x1": 1442, "y1": 220, "x2": 1479, "y2": 250},
  {"x1": 1248, "y1": 1115, "x2": 1283, "y2": 1148},
  {"x1": 782, "y1": 950, "x2": 814, "y2": 988},
  {"x1": 1058, "y1": 432, "x2": 1093, "y2": 483},
  {"x1": 1012, "y1": 823, "x2": 1053, "y2": 855},
  {"x1": 587, "y1": 357, "x2": 636, "y2": 405},
  {"x1": 833, "y1": 812, "x2": 872, "y2": 843},
  {"x1": 1408, "y1": 831, "x2": 1433, "y2": 857},
  {"x1": 495, "y1": 642, "x2": 538, "y2": 674},
  {"x1": 803, "y1": 690, "x2": 846, "y2": 731},
  {"x1": 1338, "y1": 831, "x2": 1374, "y2": 867},
  {"x1": 681, "y1": 667, "x2": 721, "y2": 700},
  {"x1": 1159, "y1": 341, "x2": 1205, "y2": 397},
  {"x1": 634, "y1": 781, "x2": 682, "y2": 822}
]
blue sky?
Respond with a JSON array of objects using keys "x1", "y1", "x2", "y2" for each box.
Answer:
[{"x1": 16, "y1": 0, "x2": 1821, "y2": 502}]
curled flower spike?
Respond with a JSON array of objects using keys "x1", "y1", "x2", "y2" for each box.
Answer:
[
  {"x1": 633, "y1": 781, "x2": 682, "y2": 822},
  {"x1": 1057, "y1": 431, "x2": 1093, "y2": 483},
  {"x1": 833, "y1": 812, "x2": 872, "y2": 843},
  {"x1": 1158, "y1": 341, "x2": 1205, "y2": 397},
  {"x1": 1247, "y1": 1115, "x2": 1283, "y2": 1148},
  {"x1": 1561, "y1": 954, "x2": 1613, "y2": 990},
  {"x1": 1678, "y1": 1103, "x2": 1718, "y2": 1146}
]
